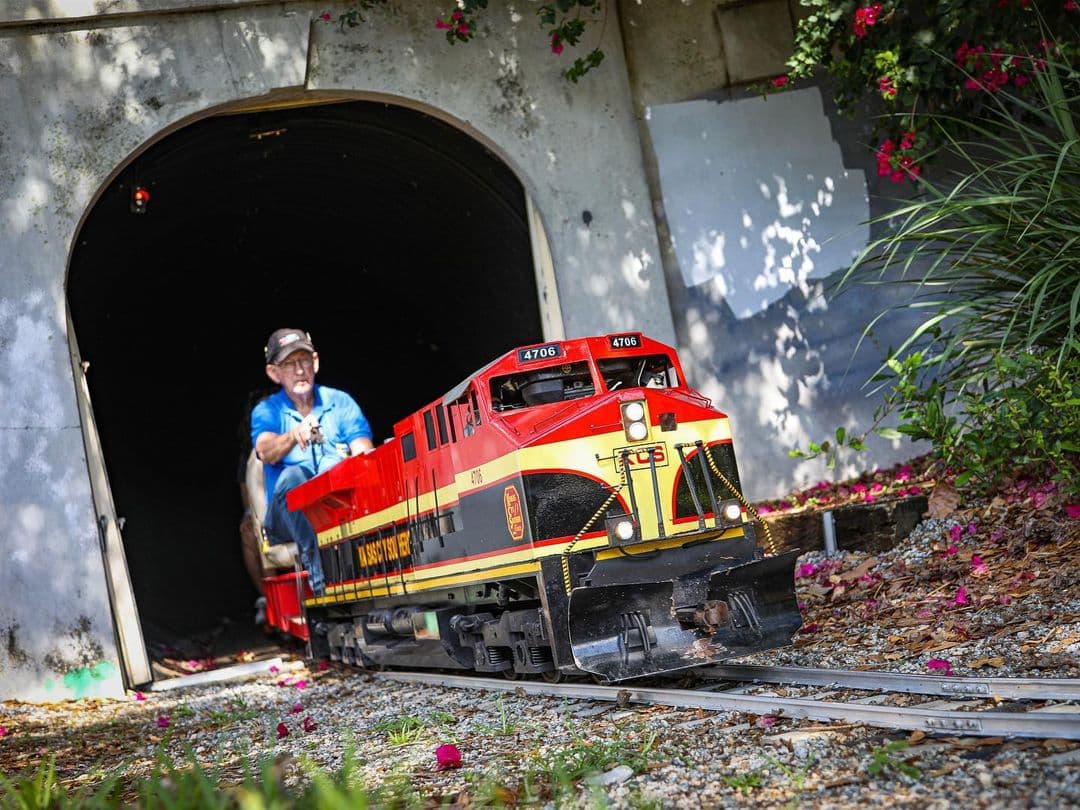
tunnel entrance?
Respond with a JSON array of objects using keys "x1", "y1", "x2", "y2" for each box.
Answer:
[{"x1": 67, "y1": 99, "x2": 545, "y2": 671}]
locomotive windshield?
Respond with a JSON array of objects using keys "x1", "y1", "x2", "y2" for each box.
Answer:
[
  {"x1": 490, "y1": 361, "x2": 595, "y2": 411},
  {"x1": 598, "y1": 354, "x2": 679, "y2": 391}
]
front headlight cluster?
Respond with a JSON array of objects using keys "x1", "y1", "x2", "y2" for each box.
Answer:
[{"x1": 621, "y1": 400, "x2": 648, "y2": 441}]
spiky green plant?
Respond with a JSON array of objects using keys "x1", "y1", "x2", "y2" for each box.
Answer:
[{"x1": 826, "y1": 55, "x2": 1080, "y2": 491}]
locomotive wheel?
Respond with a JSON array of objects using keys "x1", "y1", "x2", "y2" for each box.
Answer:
[
  {"x1": 541, "y1": 669, "x2": 564, "y2": 684},
  {"x1": 501, "y1": 669, "x2": 521, "y2": 681}
]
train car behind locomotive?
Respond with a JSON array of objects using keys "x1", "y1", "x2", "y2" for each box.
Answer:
[{"x1": 283, "y1": 333, "x2": 801, "y2": 681}]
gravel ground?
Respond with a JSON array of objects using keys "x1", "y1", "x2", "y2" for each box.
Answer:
[{"x1": 2, "y1": 494, "x2": 1079, "y2": 807}]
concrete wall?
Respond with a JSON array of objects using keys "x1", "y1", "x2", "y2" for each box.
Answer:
[{"x1": 619, "y1": 0, "x2": 924, "y2": 496}]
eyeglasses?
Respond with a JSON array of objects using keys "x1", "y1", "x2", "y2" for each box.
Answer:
[{"x1": 275, "y1": 357, "x2": 314, "y2": 373}]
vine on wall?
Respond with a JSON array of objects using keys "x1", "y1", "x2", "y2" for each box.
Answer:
[{"x1": 325, "y1": 1, "x2": 607, "y2": 83}]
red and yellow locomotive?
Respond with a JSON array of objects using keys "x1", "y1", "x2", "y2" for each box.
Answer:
[{"x1": 268, "y1": 333, "x2": 801, "y2": 681}]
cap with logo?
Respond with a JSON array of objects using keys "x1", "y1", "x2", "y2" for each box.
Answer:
[{"x1": 265, "y1": 328, "x2": 315, "y2": 365}]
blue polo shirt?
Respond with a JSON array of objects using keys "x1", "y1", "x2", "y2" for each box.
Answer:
[{"x1": 250, "y1": 385, "x2": 372, "y2": 507}]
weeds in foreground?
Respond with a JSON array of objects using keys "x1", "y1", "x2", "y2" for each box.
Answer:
[
  {"x1": 371, "y1": 711, "x2": 455, "y2": 746},
  {"x1": 723, "y1": 770, "x2": 763, "y2": 795},
  {"x1": 867, "y1": 740, "x2": 922, "y2": 780}
]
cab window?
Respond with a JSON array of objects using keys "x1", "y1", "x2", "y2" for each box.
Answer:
[
  {"x1": 598, "y1": 354, "x2": 679, "y2": 391},
  {"x1": 449, "y1": 386, "x2": 483, "y2": 438},
  {"x1": 490, "y1": 361, "x2": 595, "y2": 411}
]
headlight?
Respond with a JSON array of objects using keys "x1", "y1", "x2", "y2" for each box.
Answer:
[
  {"x1": 622, "y1": 402, "x2": 645, "y2": 422},
  {"x1": 626, "y1": 421, "x2": 648, "y2": 441},
  {"x1": 720, "y1": 501, "x2": 743, "y2": 524},
  {"x1": 614, "y1": 520, "x2": 635, "y2": 541}
]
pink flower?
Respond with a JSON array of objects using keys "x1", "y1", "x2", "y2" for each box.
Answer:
[
  {"x1": 797, "y1": 563, "x2": 819, "y2": 578},
  {"x1": 905, "y1": 486, "x2": 922, "y2": 496},
  {"x1": 852, "y1": 484, "x2": 868, "y2": 493},
  {"x1": 1064, "y1": 504, "x2": 1080, "y2": 519},
  {"x1": 755, "y1": 715, "x2": 779, "y2": 728},
  {"x1": 771, "y1": 75, "x2": 789, "y2": 88},
  {"x1": 134, "y1": 692, "x2": 146, "y2": 701},
  {"x1": 269, "y1": 665, "x2": 280, "y2": 674},
  {"x1": 800, "y1": 622, "x2": 820, "y2": 634},
  {"x1": 756, "y1": 504, "x2": 773, "y2": 515},
  {"x1": 952, "y1": 585, "x2": 969, "y2": 606},
  {"x1": 458, "y1": 23, "x2": 469, "y2": 36},
  {"x1": 967, "y1": 522, "x2": 977, "y2": 535},
  {"x1": 1032, "y1": 491, "x2": 1049, "y2": 508},
  {"x1": 319, "y1": 11, "x2": 332, "y2": 22},
  {"x1": 971, "y1": 555, "x2": 990, "y2": 576},
  {"x1": 990, "y1": 527, "x2": 1005, "y2": 543},
  {"x1": 1066, "y1": 1, "x2": 1078, "y2": 11},
  {"x1": 436, "y1": 743, "x2": 462, "y2": 770},
  {"x1": 878, "y1": 76, "x2": 897, "y2": 99},
  {"x1": 865, "y1": 493, "x2": 877, "y2": 503},
  {"x1": 290, "y1": 703, "x2": 304, "y2": 715},
  {"x1": 435, "y1": 18, "x2": 452, "y2": 30},
  {"x1": 853, "y1": 3, "x2": 883, "y2": 38},
  {"x1": 550, "y1": 34, "x2": 564, "y2": 55},
  {"x1": 302, "y1": 716, "x2": 318, "y2": 733},
  {"x1": 156, "y1": 715, "x2": 171, "y2": 728},
  {"x1": 941, "y1": 544, "x2": 958, "y2": 557},
  {"x1": 277, "y1": 722, "x2": 289, "y2": 739},
  {"x1": 949, "y1": 525, "x2": 963, "y2": 543},
  {"x1": 318, "y1": 661, "x2": 330, "y2": 671},
  {"x1": 778, "y1": 500, "x2": 794, "y2": 510},
  {"x1": 294, "y1": 679, "x2": 307, "y2": 690},
  {"x1": 895, "y1": 464, "x2": 912, "y2": 482},
  {"x1": 998, "y1": 594, "x2": 1013, "y2": 605},
  {"x1": 0, "y1": 726, "x2": 8, "y2": 738},
  {"x1": 927, "y1": 658, "x2": 954, "y2": 676}
]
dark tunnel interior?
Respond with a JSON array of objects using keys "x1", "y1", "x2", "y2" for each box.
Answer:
[{"x1": 67, "y1": 100, "x2": 543, "y2": 649}]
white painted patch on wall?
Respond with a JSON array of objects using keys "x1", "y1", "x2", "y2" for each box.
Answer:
[{"x1": 646, "y1": 88, "x2": 870, "y2": 317}]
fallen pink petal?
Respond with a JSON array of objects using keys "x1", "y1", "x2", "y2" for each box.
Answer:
[
  {"x1": 156, "y1": 715, "x2": 170, "y2": 728},
  {"x1": 318, "y1": 661, "x2": 330, "y2": 671},
  {"x1": 971, "y1": 555, "x2": 990, "y2": 576},
  {"x1": 927, "y1": 658, "x2": 954, "y2": 676},
  {"x1": 133, "y1": 691, "x2": 146, "y2": 701},
  {"x1": 949, "y1": 524, "x2": 963, "y2": 543},
  {"x1": 294, "y1": 679, "x2": 307, "y2": 690},
  {"x1": 1066, "y1": 504, "x2": 1080, "y2": 519},
  {"x1": 319, "y1": 11, "x2": 331, "y2": 22},
  {"x1": 290, "y1": 703, "x2": 303, "y2": 714},
  {"x1": 941, "y1": 544, "x2": 958, "y2": 557},
  {"x1": 953, "y1": 585, "x2": 969, "y2": 606},
  {"x1": 797, "y1": 562, "x2": 819, "y2": 578},
  {"x1": 755, "y1": 715, "x2": 779, "y2": 728},
  {"x1": 302, "y1": 716, "x2": 318, "y2": 733},
  {"x1": 269, "y1": 665, "x2": 280, "y2": 674},
  {"x1": 435, "y1": 743, "x2": 462, "y2": 770},
  {"x1": 0, "y1": 726, "x2": 8, "y2": 738},
  {"x1": 277, "y1": 722, "x2": 289, "y2": 739},
  {"x1": 800, "y1": 622, "x2": 820, "y2": 634},
  {"x1": 966, "y1": 522, "x2": 978, "y2": 535}
]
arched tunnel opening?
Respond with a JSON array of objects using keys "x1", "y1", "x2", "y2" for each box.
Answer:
[{"x1": 67, "y1": 99, "x2": 544, "y2": 668}]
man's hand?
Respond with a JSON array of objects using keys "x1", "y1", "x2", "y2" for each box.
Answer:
[{"x1": 291, "y1": 414, "x2": 321, "y2": 450}]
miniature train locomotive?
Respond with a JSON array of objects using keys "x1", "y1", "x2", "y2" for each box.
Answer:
[{"x1": 268, "y1": 333, "x2": 801, "y2": 681}]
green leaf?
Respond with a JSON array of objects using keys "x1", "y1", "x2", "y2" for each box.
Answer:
[
  {"x1": 876, "y1": 427, "x2": 904, "y2": 440},
  {"x1": 836, "y1": 426, "x2": 847, "y2": 445}
]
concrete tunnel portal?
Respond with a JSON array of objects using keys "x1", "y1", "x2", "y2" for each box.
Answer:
[{"x1": 67, "y1": 99, "x2": 545, "y2": 656}]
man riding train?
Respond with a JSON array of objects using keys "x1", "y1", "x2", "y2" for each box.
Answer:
[{"x1": 249, "y1": 328, "x2": 374, "y2": 596}]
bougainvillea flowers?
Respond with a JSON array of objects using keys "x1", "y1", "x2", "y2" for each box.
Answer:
[
  {"x1": 302, "y1": 716, "x2": 318, "y2": 733},
  {"x1": 277, "y1": 722, "x2": 289, "y2": 739},
  {"x1": 435, "y1": 743, "x2": 462, "y2": 770},
  {"x1": 853, "y1": 3, "x2": 883, "y2": 38},
  {"x1": 156, "y1": 715, "x2": 171, "y2": 728},
  {"x1": 953, "y1": 586, "x2": 969, "y2": 606},
  {"x1": 289, "y1": 703, "x2": 303, "y2": 715}
]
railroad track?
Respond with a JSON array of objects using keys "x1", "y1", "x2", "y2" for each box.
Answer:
[{"x1": 374, "y1": 667, "x2": 1080, "y2": 741}]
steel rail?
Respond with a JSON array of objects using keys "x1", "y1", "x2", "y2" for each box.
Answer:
[
  {"x1": 695, "y1": 664, "x2": 1080, "y2": 701},
  {"x1": 374, "y1": 671, "x2": 1080, "y2": 740}
]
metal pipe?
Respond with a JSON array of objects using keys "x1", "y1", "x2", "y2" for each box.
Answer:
[
  {"x1": 694, "y1": 441, "x2": 720, "y2": 528},
  {"x1": 647, "y1": 447, "x2": 665, "y2": 538},
  {"x1": 621, "y1": 450, "x2": 640, "y2": 528},
  {"x1": 822, "y1": 510, "x2": 837, "y2": 557},
  {"x1": 675, "y1": 444, "x2": 706, "y2": 530}
]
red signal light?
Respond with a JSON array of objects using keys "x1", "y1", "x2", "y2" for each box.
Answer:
[{"x1": 130, "y1": 186, "x2": 150, "y2": 214}]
